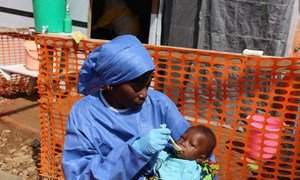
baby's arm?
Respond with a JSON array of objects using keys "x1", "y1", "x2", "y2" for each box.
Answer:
[
  {"x1": 157, "y1": 150, "x2": 169, "y2": 161},
  {"x1": 154, "y1": 150, "x2": 170, "y2": 172}
]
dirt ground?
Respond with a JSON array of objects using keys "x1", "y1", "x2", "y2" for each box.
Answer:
[
  {"x1": 0, "y1": 120, "x2": 40, "y2": 179},
  {"x1": 0, "y1": 96, "x2": 40, "y2": 180}
]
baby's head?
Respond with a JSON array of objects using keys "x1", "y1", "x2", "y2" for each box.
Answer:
[{"x1": 175, "y1": 125, "x2": 216, "y2": 163}]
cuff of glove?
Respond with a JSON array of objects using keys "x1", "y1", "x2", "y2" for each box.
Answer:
[
  {"x1": 132, "y1": 140, "x2": 139, "y2": 150},
  {"x1": 132, "y1": 140, "x2": 156, "y2": 155}
]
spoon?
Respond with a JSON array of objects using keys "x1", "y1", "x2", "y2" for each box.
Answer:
[
  {"x1": 160, "y1": 124, "x2": 183, "y2": 152},
  {"x1": 168, "y1": 134, "x2": 183, "y2": 152}
]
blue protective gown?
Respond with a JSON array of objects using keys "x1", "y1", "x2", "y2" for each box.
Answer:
[{"x1": 62, "y1": 89, "x2": 191, "y2": 179}]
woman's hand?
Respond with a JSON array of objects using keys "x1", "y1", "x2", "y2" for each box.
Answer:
[{"x1": 132, "y1": 128, "x2": 171, "y2": 155}]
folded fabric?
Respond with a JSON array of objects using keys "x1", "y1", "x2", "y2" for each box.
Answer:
[{"x1": 0, "y1": 64, "x2": 38, "y2": 80}]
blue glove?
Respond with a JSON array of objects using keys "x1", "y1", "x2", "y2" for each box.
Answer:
[{"x1": 132, "y1": 128, "x2": 171, "y2": 155}]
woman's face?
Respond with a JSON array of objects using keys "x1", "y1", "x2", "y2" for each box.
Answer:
[
  {"x1": 112, "y1": 75, "x2": 152, "y2": 109},
  {"x1": 175, "y1": 127, "x2": 208, "y2": 160}
]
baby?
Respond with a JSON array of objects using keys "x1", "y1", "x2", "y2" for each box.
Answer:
[{"x1": 152, "y1": 125, "x2": 218, "y2": 180}]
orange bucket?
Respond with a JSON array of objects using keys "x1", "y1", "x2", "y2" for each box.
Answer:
[{"x1": 24, "y1": 40, "x2": 39, "y2": 71}]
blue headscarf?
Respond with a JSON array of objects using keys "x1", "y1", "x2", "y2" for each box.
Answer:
[{"x1": 78, "y1": 35, "x2": 155, "y2": 95}]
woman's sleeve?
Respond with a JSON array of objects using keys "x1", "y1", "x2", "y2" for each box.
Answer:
[{"x1": 62, "y1": 107, "x2": 152, "y2": 179}]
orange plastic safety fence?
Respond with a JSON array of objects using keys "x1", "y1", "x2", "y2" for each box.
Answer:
[
  {"x1": 36, "y1": 34, "x2": 300, "y2": 179},
  {"x1": 0, "y1": 31, "x2": 34, "y2": 96}
]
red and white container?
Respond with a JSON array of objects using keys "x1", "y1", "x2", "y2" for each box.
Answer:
[
  {"x1": 24, "y1": 40, "x2": 39, "y2": 71},
  {"x1": 246, "y1": 115, "x2": 283, "y2": 160}
]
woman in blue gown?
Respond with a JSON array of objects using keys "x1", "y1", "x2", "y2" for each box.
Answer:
[{"x1": 62, "y1": 35, "x2": 214, "y2": 179}]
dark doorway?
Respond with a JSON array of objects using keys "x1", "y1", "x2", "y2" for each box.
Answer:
[{"x1": 91, "y1": 0, "x2": 152, "y2": 43}]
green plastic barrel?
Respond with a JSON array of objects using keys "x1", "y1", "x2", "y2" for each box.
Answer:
[{"x1": 33, "y1": 0, "x2": 66, "y2": 32}]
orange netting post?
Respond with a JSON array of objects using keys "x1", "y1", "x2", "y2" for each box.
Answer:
[{"x1": 36, "y1": 34, "x2": 300, "y2": 179}]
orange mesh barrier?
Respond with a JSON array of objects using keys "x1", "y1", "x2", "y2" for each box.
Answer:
[
  {"x1": 36, "y1": 34, "x2": 300, "y2": 179},
  {"x1": 0, "y1": 30, "x2": 35, "y2": 96}
]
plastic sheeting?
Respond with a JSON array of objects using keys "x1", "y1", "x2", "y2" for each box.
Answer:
[{"x1": 162, "y1": 0, "x2": 294, "y2": 56}]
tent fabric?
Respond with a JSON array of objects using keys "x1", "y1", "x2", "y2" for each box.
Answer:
[
  {"x1": 162, "y1": 0, "x2": 294, "y2": 56},
  {"x1": 161, "y1": 0, "x2": 200, "y2": 48}
]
